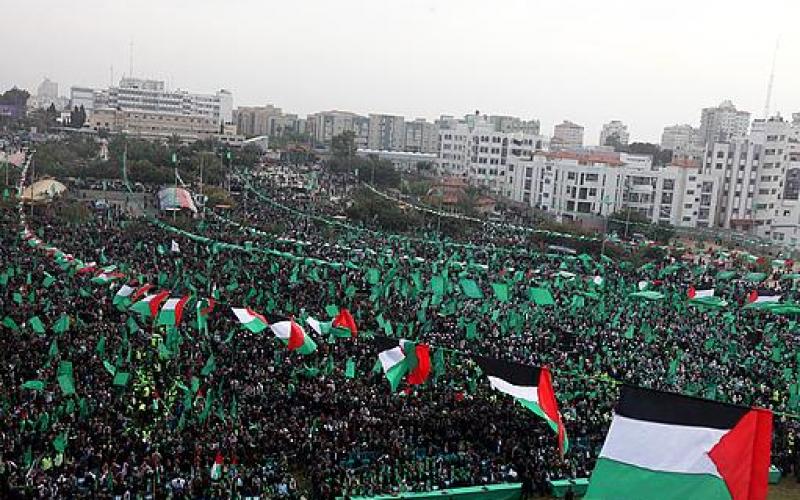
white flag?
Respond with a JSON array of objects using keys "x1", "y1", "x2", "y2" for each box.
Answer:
[{"x1": 171, "y1": 240, "x2": 180, "y2": 253}]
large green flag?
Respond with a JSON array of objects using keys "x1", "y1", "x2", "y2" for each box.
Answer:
[{"x1": 2, "y1": 316, "x2": 19, "y2": 331}]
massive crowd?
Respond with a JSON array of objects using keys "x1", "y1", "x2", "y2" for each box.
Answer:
[{"x1": 1, "y1": 163, "x2": 800, "y2": 499}]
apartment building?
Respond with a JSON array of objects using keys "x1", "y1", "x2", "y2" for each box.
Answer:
[
  {"x1": 367, "y1": 114, "x2": 406, "y2": 151},
  {"x1": 306, "y1": 110, "x2": 369, "y2": 148},
  {"x1": 599, "y1": 120, "x2": 630, "y2": 146},
  {"x1": 699, "y1": 100, "x2": 750, "y2": 145},
  {"x1": 552, "y1": 120, "x2": 584, "y2": 149},
  {"x1": 404, "y1": 118, "x2": 438, "y2": 153}
]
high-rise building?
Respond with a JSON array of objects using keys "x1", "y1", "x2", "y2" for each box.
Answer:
[
  {"x1": 599, "y1": 120, "x2": 629, "y2": 146},
  {"x1": 367, "y1": 114, "x2": 406, "y2": 151},
  {"x1": 28, "y1": 77, "x2": 67, "y2": 110},
  {"x1": 404, "y1": 118, "x2": 438, "y2": 153},
  {"x1": 699, "y1": 100, "x2": 750, "y2": 145},
  {"x1": 436, "y1": 114, "x2": 548, "y2": 195},
  {"x1": 306, "y1": 110, "x2": 369, "y2": 148},
  {"x1": 234, "y1": 105, "x2": 283, "y2": 137},
  {"x1": 488, "y1": 115, "x2": 540, "y2": 135},
  {"x1": 73, "y1": 78, "x2": 233, "y2": 125},
  {"x1": 552, "y1": 120, "x2": 584, "y2": 149},
  {"x1": 37, "y1": 78, "x2": 58, "y2": 100},
  {"x1": 660, "y1": 124, "x2": 699, "y2": 153}
]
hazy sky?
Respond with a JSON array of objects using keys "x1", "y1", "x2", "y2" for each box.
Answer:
[{"x1": 3, "y1": 0, "x2": 799, "y2": 143}]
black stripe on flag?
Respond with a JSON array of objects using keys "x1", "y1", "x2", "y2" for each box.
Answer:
[
  {"x1": 617, "y1": 385, "x2": 749, "y2": 430},
  {"x1": 373, "y1": 336, "x2": 401, "y2": 353},
  {"x1": 474, "y1": 356, "x2": 541, "y2": 387}
]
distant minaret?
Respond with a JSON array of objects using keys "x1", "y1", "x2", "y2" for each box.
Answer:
[{"x1": 763, "y1": 37, "x2": 780, "y2": 119}]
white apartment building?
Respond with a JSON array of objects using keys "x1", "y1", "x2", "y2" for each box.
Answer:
[
  {"x1": 368, "y1": 114, "x2": 406, "y2": 151},
  {"x1": 488, "y1": 115, "x2": 541, "y2": 135},
  {"x1": 306, "y1": 110, "x2": 369, "y2": 148},
  {"x1": 505, "y1": 152, "x2": 719, "y2": 228},
  {"x1": 661, "y1": 124, "x2": 699, "y2": 153},
  {"x1": 599, "y1": 120, "x2": 630, "y2": 146},
  {"x1": 552, "y1": 120, "x2": 584, "y2": 149},
  {"x1": 404, "y1": 118, "x2": 438, "y2": 154},
  {"x1": 699, "y1": 100, "x2": 750, "y2": 145},
  {"x1": 436, "y1": 114, "x2": 548, "y2": 195},
  {"x1": 73, "y1": 78, "x2": 233, "y2": 125}
]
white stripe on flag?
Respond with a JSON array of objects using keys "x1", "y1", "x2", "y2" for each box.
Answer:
[
  {"x1": 598, "y1": 414, "x2": 726, "y2": 477},
  {"x1": 306, "y1": 317, "x2": 322, "y2": 335},
  {"x1": 378, "y1": 346, "x2": 405, "y2": 372},
  {"x1": 487, "y1": 375, "x2": 539, "y2": 403},
  {"x1": 116, "y1": 285, "x2": 134, "y2": 298},
  {"x1": 755, "y1": 295, "x2": 781, "y2": 303},
  {"x1": 162, "y1": 298, "x2": 180, "y2": 312},
  {"x1": 232, "y1": 308, "x2": 256, "y2": 324},
  {"x1": 270, "y1": 321, "x2": 292, "y2": 340},
  {"x1": 694, "y1": 289, "x2": 714, "y2": 299}
]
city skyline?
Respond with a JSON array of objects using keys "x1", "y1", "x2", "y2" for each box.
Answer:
[{"x1": 3, "y1": 0, "x2": 799, "y2": 143}]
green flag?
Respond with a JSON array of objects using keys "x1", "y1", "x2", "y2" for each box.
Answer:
[
  {"x1": 42, "y1": 273, "x2": 56, "y2": 288},
  {"x1": 57, "y1": 374, "x2": 76, "y2": 396},
  {"x1": 529, "y1": 287, "x2": 555, "y2": 306},
  {"x1": 345, "y1": 358, "x2": 356, "y2": 379},
  {"x1": 113, "y1": 371, "x2": 130, "y2": 387},
  {"x1": 491, "y1": 283, "x2": 509, "y2": 302},
  {"x1": 459, "y1": 279, "x2": 484, "y2": 299},
  {"x1": 53, "y1": 432, "x2": 68, "y2": 453},
  {"x1": 21, "y1": 380, "x2": 45, "y2": 391},
  {"x1": 201, "y1": 353, "x2": 216, "y2": 376},
  {"x1": 29, "y1": 316, "x2": 46, "y2": 334},
  {"x1": 53, "y1": 314, "x2": 70, "y2": 334},
  {"x1": 2, "y1": 316, "x2": 19, "y2": 331}
]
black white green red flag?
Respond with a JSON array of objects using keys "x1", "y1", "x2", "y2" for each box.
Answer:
[
  {"x1": 586, "y1": 385, "x2": 772, "y2": 500},
  {"x1": 474, "y1": 357, "x2": 567, "y2": 454}
]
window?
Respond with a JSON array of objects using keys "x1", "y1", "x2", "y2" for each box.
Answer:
[
  {"x1": 567, "y1": 172, "x2": 576, "y2": 180},
  {"x1": 585, "y1": 173, "x2": 599, "y2": 182}
]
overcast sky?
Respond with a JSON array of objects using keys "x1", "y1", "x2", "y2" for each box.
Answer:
[{"x1": 2, "y1": 0, "x2": 799, "y2": 143}]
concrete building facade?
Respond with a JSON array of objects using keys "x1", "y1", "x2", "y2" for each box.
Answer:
[
  {"x1": 699, "y1": 100, "x2": 750, "y2": 145},
  {"x1": 367, "y1": 114, "x2": 406, "y2": 151},
  {"x1": 552, "y1": 120, "x2": 584, "y2": 149},
  {"x1": 599, "y1": 120, "x2": 630, "y2": 146}
]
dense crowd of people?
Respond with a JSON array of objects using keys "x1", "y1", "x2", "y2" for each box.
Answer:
[{"x1": 2, "y1": 162, "x2": 800, "y2": 499}]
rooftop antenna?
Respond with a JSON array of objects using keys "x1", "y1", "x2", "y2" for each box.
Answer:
[
  {"x1": 129, "y1": 39, "x2": 134, "y2": 79},
  {"x1": 763, "y1": 37, "x2": 780, "y2": 119}
]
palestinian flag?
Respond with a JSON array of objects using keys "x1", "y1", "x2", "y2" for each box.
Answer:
[
  {"x1": 747, "y1": 290, "x2": 781, "y2": 305},
  {"x1": 210, "y1": 451, "x2": 223, "y2": 481},
  {"x1": 157, "y1": 296, "x2": 192, "y2": 326},
  {"x1": 687, "y1": 287, "x2": 727, "y2": 308},
  {"x1": 231, "y1": 307, "x2": 268, "y2": 333},
  {"x1": 76, "y1": 262, "x2": 97, "y2": 274},
  {"x1": 586, "y1": 385, "x2": 772, "y2": 500},
  {"x1": 114, "y1": 285, "x2": 136, "y2": 307},
  {"x1": 91, "y1": 271, "x2": 125, "y2": 285},
  {"x1": 268, "y1": 316, "x2": 317, "y2": 355},
  {"x1": 130, "y1": 290, "x2": 170, "y2": 319},
  {"x1": 475, "y1": 357, "x2": 567, "y2": 454},
  {"x1": 374, "y1": 338, "x2": 431, "y2": 391},
  {"x1": 306, "y1": 308, "x2": 358, "y2": 338}
]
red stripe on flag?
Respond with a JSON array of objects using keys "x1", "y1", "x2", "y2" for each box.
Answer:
[
  {"x1": 537, "y1": 367, "x2": 567, "y2": 456},
  {"x1": 149, "y1": 291, "x2": 170, "y2": 318},
  {"x1": 132, "y1": 284, "x2": 154, "y2": 302},
  {"x1": 200, "y1": 298, "x2": 216, "y2": 317},
  {"x1": 174, "y1": 295, "x2": 191, "y2": 325},
  {"x1": 332, "y1": 308, "x2": 358, "y2": 337},
  {"x1": 709, "y1": 408, "x2": 772, "y2": 500},
  {"x1": 407, "y1": 344, "x2": 431, "y2": 385},
  {"x1": 287, "y1": 318, "x2": 304, "y2": 350}
]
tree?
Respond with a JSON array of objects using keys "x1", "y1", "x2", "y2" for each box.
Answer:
[
  {"x1": 617, "y1": 142, "x2": 673, "y2": 166},
  {"x1": 70, "y1": 106, "x2": 87, "y2": 128},
  {"x1": 331, "y1": 131, "x2": 356, "y2": 160},
  {"x1": 607, "y1": 208, "x2": 674, "y2": 243},
  {"x1": 603, "y1": 132, "x2": 623, "y2": 149}
]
